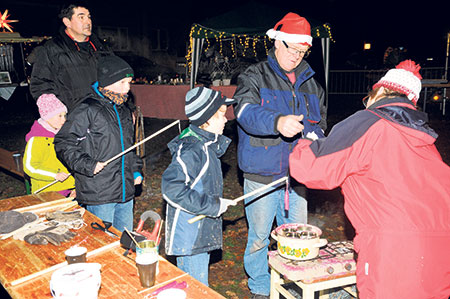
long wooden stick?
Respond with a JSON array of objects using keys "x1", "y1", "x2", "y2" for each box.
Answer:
[
  {"x1": 10, "y1": 241, "x2": 120, "y2": 286},
  {"x1": 188, "y1": 176, "x2": 288, "y2": 224},
  {"x1": 13, "y1": 197, "x2": 75, "y2": 212},
  {"x1": 137, "y1": 272, "x2": 189, "y2": 294},
  {"x1": 33, "y1": 179, "x2": 59, "y2": 194},
  {"x1": 105, "y1": 120, "x2": 180, "y2": 165}
]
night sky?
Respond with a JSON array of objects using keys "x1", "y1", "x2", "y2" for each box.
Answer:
[{"x1": 2, "y1": 0, "x2": 449, "y2": 68}]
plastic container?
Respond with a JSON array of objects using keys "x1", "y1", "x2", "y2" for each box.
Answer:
[{"x1": 50, "y1": 263, "x2": 101, "y2": 298}]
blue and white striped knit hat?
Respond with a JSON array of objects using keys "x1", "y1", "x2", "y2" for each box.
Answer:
[{"x1": 185, "y1": 87, "x2": 236, "y2": 126}]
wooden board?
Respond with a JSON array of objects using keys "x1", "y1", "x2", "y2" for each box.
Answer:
[
  {"x1": 6, "y1": 247, "x2": 225, "y2": 298},
  {"x1": 0, "y1": 147, "x2": 23, "y2": 178},
  {"x1": 0, "y1": 192, "x2": 225, "y2": 299}
]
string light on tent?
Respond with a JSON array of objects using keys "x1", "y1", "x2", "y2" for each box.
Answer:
[{"x1": 186, "y1": 23, "x2": 334, "y2": 73}]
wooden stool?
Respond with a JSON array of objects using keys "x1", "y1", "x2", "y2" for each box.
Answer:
[{"x1": 269, "y1": 241, "x2": 357, "y2": 299}]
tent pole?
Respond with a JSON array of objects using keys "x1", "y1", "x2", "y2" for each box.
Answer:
[
  {"x1": 190, "y1": 38, "x2": 204, "y2": 90},
  {"x1": 321, "y1": 38, "x2": 330, "y2": 109}
]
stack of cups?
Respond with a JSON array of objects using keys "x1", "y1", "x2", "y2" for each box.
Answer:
[{"x1": 136, "y1": 240, "x2": 159, "y2": 288}]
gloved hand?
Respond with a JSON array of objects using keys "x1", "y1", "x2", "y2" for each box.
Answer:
[
  {"x1": 24, "y1": 225, "x2": 76, "y2": 246},
  {"x1": 45, "y1": 209, "x2": 84, "y2": 222},
  {"x1": 305, "y1": 131, "x2": 319, "y2": 141},
  {"x1": 218, "y1": 198, "x2": 237, "y2": 216}
]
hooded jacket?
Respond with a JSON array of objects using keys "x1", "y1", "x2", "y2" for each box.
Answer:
[
  {"x1": 161, "y1": 125, "x2": 231, "y2": 256},
  {"x1": 234, "y1": 48, "x2": 326, "y2": 184},
  {"x1": 23, "y1": 120, "x2": 75, "y2": 193},
  {"x1": 54, "y1": 83, "x2": 142, "y2": 205},
  {"x1": 289, "y1": 96, "x2": 450, "y2": 298},
  {"x1": 30, "y1": 27, "x2": 112, "y2": 112}
]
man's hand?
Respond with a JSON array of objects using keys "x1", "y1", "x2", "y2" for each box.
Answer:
[
  {"x1": 134, "y1": 176, "x2": 143, "y2": 185},
  {"x1": 277, "y1": 115, "x2": 304, "y2": 138},
  {"x1": 94, "y1": 162, "x2": 107, "y2": 175}
]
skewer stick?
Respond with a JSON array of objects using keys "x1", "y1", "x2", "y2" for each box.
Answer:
[
  {"x1": 10, "y1": 241, "x2": 120, "y2": 286},
  {"x1": 188, "y1": 176, "x2": 288, "y2": 224},
  {"x1": 33, "y1": 180, "x2": 59, "y2": 194},
  {"x1": 156, "y1": 220, "x2": 163, "y2": 244},
  {"x1": 124, "y1": 227, "x2": 141, "y2": 248},
  {"x1": 104, "y1": 120, "x2": 180, "y2": 165}
]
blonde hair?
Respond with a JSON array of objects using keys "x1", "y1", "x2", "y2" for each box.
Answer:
[
  {"x1": 199, "y1": 105, "x2": 227, "y2": 129},
  {"x1": 369, "y1": 87, "x2": 408, "y2": 102}
]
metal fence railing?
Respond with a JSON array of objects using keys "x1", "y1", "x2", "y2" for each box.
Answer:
[{"x1": 328, "y1": 67, "x2": 448, "y2": 95}]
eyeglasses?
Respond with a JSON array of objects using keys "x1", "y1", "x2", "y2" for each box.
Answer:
[{"x1": 282, "y1": 41, "x2": 311, "y2": 57}]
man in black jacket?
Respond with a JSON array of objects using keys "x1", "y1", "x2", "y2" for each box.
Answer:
[{"x1": 30, "y1": 2, "x2": 112, "y2": 112}]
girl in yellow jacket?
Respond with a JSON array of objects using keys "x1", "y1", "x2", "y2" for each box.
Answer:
[{"x1": 23, "y1": 94, "x2": 75, "y2": 196}]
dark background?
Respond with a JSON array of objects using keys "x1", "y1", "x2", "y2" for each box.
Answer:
[{"x1": 2, "y1": 0, "x2": 449, "y2": 69}]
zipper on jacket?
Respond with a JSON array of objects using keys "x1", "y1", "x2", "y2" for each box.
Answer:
[
  {"x1": 113, "y1": 104, "x2": 126, "y2": 203},
  {"x1": 303, "y1": 95, "x2": 310, "y2": 117}
]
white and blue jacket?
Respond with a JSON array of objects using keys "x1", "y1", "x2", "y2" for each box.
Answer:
[{"x1": 161, "y1": 125, "x2": 231, "y2": 256}]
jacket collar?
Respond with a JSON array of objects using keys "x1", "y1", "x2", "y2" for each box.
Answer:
[
  {"x1": 368, "y1": 96, "x2": 437, "y2": 139},
  {"x1": 171, "y1": 125, "x2": 231, "y2": 157},
  {"x1": 267, "y1": 47, "x2": 314, "y2": 85}
]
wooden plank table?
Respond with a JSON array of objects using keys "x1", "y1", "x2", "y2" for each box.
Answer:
[{"x1": 0, "y1": 192, "x2": 225, "y2": 298}]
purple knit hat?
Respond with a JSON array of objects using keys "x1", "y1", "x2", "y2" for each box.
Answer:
[{"x1": 36, "y1": 94, "x2": 67, "y2": 120}]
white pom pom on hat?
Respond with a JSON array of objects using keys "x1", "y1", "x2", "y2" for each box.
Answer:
[
  {"x1": 266, "y1": 12, "x2": 312, "y2": 46},
  {"x1": 373, "y1": 60, "x2": 423, "y2": 104}
]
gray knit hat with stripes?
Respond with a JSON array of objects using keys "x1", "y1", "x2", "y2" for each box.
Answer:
[{"x1": 185, "y1": 87, "x2": 236, "y2": 126}]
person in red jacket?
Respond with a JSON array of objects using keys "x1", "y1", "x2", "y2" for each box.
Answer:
[{"x1": 289, "y1": 60, "x2": 450, "y2": 299}]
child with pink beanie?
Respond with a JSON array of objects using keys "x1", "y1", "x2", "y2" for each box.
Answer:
[{"x1": 23, "y1": 94, "x2": 75, "y2": 196}]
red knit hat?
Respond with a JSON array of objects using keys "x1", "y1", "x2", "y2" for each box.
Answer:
[
  {"x1": 36, "y1": 94, "x2": 67, "y2": 120},
  {"x1": 373, "y1": 60, "x2": 422, "y2": 104},
  {"x1": 266, "y1": 12, "x2": 312, "y2": 46}
]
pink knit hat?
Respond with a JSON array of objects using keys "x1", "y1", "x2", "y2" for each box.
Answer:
[
  {"x1": 36, "y1": 94, "x2": 67, "y2": 120},
  {"x1": 373, "y1": 60, "x2": 422, "y2": 105}
]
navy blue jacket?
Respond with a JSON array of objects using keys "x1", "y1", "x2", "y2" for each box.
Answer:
[
  {"x1": 234, "y1": 48, "x2": 327, "y2": 183},
  {"x1": 161, "y1": 125, "x2": 231, "y2": 256}
]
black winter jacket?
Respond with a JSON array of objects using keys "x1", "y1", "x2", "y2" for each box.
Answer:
[
  {"x1": 54, "y1": 84, "x2": 142, "y2": 205},
  {"x1": 30, "y1": 27, "x2": 112, "y2": 112}
]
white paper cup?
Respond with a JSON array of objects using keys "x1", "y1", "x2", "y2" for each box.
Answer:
[{"x1": 65, "y1": 246, "x2": 87, "y2": 264}]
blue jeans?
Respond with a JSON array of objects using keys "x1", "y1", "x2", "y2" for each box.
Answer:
[
  {"x1": 86, "y1": 199, "x2": 134, "y2": 232},
  {"x1": 176, "y1": 252, "x2": 210, "y2": 286},
  {"x1": 243, "y1": 178, "x2": 307, "y2": 296}
]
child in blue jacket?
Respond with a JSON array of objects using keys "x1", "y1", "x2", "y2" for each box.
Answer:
[{"x1": 161, "y1": 87, "x2": 236, "y2": 285}]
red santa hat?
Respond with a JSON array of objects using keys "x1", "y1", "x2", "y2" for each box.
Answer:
[
  {"x1": 373, "y1": 60, "x2": 422, "y2": 104},
  {"x1": 266, "y1": 12, "x2": 312, "y2": 46}
]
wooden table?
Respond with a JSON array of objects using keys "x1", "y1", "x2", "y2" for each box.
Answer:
[{"x1": 0, "y1": 192, "x2": 225, "y2": 298}]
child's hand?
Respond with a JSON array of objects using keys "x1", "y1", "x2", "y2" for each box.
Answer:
[
  {"x1": 55, "y1": 172, "x2": 70, "y2": 182},
  {"x1": 69, "y1": 189, "x2": 76, "y2": 198},
  {"x1": 94, "y1": 162, "x2": 107, "y2": 175}
]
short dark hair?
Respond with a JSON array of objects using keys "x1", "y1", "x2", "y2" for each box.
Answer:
[{"x1": 58, "y1": 2, "x2": 89, "y2": 20}]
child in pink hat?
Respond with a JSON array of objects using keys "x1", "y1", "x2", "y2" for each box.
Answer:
[{"x1": 23, "y1": 94, "x2": 75, "y2": 196}]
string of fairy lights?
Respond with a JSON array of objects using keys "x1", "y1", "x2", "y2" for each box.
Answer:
[{"x1": 186, "y1": 23, "x2": 334, "y2": 73}]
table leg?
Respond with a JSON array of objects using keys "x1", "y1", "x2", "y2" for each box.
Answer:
[{"x1": 270, "y1": 268, "x2": 281, "y2": 299}]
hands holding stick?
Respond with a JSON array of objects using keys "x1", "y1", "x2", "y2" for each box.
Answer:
[{"x1": 187, "y1": 176, "x2": 288, "y2": 224}]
